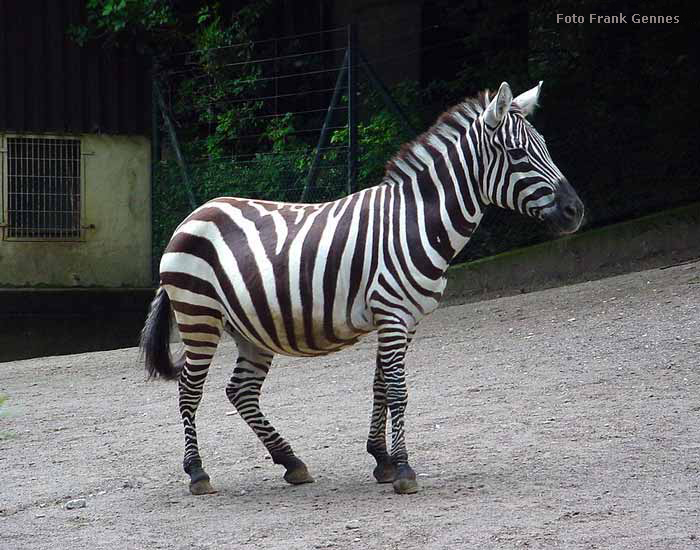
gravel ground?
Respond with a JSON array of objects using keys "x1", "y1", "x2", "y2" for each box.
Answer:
[{"x1": 1, "y1": 261, "x2": 699, "y2": 550}]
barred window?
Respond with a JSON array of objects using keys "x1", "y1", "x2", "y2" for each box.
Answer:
[{"x1": 2, "y1": 136, "x2": 82, "y2": 240}]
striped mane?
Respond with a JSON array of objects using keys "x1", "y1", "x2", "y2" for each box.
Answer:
[{"x1": 384, "y1": 89, "x2": 523, "y2": 180}]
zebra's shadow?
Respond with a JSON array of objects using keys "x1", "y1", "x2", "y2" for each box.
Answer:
[{"x1": 172, "y1": 468, "x2": 497, "y2": 508}]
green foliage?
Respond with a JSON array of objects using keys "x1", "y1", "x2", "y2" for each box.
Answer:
[
  {"x1": 70, "y1": 0, "x2": 175, "y2": 48},
  {"x1": 152, "y1": 143, "x2": 350, "y2": 269},
  {"x1": 172, "y1": 3, "x2": 273, "y2": 159},
  {"x1": 71, "y1": 0, "x2": 274, "y2": 160},
  {"x1": 328, "y1": 81, "x2": 430, "y2": 190}
]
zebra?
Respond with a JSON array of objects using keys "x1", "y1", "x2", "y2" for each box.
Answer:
[{"x1": 141, "y1": 81, "x2": 584, "y2": 496}]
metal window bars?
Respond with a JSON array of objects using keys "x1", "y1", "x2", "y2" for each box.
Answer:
[{"x1": 3, "y1": 136, "x2": 82, "y2": 240}]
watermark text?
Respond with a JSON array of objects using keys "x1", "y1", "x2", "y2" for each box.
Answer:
[{"x1": 556, "y1": 13, "x2": 680, "y2": 24}]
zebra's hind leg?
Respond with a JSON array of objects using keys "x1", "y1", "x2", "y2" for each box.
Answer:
[
  {"x1": 226, "y1": 337, "x2": 314, "y2": 486},
  {"x1": 177, "y1": 317, "x2": 223, "y2": 495}
]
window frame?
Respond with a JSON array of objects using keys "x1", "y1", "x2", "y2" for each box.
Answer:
[{"x1": 1, "y1": 133, "x2": 87, "y2": 242}]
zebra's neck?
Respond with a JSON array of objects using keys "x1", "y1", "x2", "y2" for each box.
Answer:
[{"x1": 383, "y1": 113, "x2": 486, "y2": 271}]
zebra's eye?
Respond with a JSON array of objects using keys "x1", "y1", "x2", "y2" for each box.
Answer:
[{"x1": 506, "y1": 147, "x2": 528, "y2": 161}]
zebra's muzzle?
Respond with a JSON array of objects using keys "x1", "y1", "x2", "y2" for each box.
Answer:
[{"x1": 545, "y1": 178, "x2": 585, "y2": 235}]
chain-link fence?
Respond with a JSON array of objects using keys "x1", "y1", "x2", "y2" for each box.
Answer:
[{"x1": 152, "y1": 26, "x2": 351, "y2": 265}]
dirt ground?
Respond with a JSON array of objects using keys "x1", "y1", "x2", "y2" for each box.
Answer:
[{"x1": 1, "y1": 261, "x2": 699, "y2": 550}]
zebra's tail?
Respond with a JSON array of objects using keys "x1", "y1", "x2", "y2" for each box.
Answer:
[{"x1": 140, "y1": 287, "x2": 183, "y2": 380}]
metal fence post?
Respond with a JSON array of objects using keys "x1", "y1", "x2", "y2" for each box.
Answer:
[
  {"x1": 347, "y1": 23, "x2": 358, "y2": 195},
  {"x1": 153, "y1": 80, "x2": 198, "y2": 211},
  {"x1": 150, "y1": 67, "x2": 161, "y2": 283},
  {"x1": 301, "y1": 49, "x2": 349, "y2": 202}
]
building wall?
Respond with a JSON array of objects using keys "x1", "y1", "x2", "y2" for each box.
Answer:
[
  {"x1": 0, "y1": 134, "x2": 151, "y2": 287},
  {"x1": 0, "y1": 0, "x2": 152, "y2": 136}
]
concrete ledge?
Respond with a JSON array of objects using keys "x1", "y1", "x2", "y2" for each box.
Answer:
[
  {"x1": 443, "y1": 202, "x2": 700, "y2": 305},
  {"x1": 0, "y1": 287, "x2": 155, "y2": 315},
  {"x1": 0, "y1": 288, "x2": 155, "y2": 362}
]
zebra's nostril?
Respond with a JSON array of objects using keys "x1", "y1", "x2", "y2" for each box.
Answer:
[{"x1": 563, "y1": 204, "x2": 577, "y2": 219}]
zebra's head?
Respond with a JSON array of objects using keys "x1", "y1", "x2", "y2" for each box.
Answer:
[{"x1": 478, "y1": 81, "x2": 584, "y2": 234}]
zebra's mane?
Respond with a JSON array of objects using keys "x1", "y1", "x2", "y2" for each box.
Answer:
[{"x1": 384, "y1": 89, "x2": 523, "y2": 180}]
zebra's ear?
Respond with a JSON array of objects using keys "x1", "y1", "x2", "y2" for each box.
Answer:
[
  {"x1": 483, "y1": 82, "x2": 513, "y2": 128},
  {"x1": 514, "y1": 81, "x2": 543, "y2": 117}
]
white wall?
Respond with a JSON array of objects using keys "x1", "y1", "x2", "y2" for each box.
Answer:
[{"x1": 0, "y1": 134, "x2": 152, "y2": 287}]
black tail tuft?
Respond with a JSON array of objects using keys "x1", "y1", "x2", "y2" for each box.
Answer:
[{"x1": 140, "y1": 288, "x2": 183, "y2": 380}]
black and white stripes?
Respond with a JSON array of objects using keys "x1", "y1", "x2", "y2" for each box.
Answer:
[{"x1": 141, "y1": 81, "x2": 584, "y2": 495}]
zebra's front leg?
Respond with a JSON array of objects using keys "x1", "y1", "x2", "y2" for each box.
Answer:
[
  {"x1": 367, "y1": 360, "x2": 395, "y2": 483},
  {"x1": 367, "y1": 328, "x2": 415, "y2": 484},
  {"x1": 227, "y1": 338, "x2": 314, "y2": 485},
  {"x1": 376, "y1": 321, "x2": 418, "y2": 494}
]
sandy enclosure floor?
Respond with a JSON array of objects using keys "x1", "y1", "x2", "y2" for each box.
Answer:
[{"x1": 1, "y1": 261, "x2": 699, "y2": 550}]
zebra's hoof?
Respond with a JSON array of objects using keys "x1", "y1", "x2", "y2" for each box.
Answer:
[
  {"x1": 373, "y1": 463, "x2": 396, "y2": 484},
  {"x1": 392, "y1": 477, "x2": 419, "y2": 494},
  {"x1": 189, "y1": 478, "x2": 217, "y2": 495},
  {"x1": 392, "y1": 463, "x2": 419, "y2": 494},
  {"x1": 283, "y1": 465, "x2": 315, "y2": 485}
]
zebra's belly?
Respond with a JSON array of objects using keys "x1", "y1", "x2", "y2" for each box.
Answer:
[
  {"x1": 226, "y1": 312, "x2": 374, "y2": 358},
  {"x1": 223, "y1": 298, "x2": 375, "y2": 358}
]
